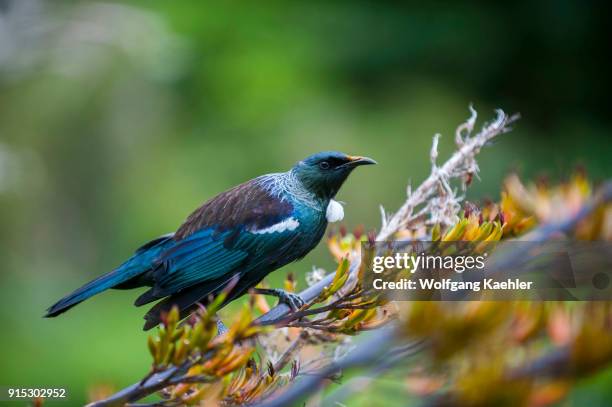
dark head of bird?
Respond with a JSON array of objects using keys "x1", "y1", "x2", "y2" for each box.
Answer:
[{"x1": 292, "y1": 151, "x2": 376, "y2": 200}]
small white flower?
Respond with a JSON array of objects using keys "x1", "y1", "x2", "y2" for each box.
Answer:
[{"x1": 306, "y1": 266, "x2": 326, "y2": 286}]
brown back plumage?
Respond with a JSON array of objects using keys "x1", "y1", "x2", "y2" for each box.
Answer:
[{"x1": 174, "y1": 179, "x2": 293, "y2": 240}]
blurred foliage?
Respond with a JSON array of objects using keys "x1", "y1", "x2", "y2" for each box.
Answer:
[
  {"x1": 0, "y1": 0, "x2": 610, "y2": 405},
  {"x1": 394, "y1": 174, "x2": 612, "y2": 407}
]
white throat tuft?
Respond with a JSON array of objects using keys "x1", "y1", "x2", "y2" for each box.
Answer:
[{"x1": 326, "y1": 199, "x2": 344, "y2": 223}]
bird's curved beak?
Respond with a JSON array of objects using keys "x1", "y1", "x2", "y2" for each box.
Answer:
[{"x1": 345, "y1": 155, "x2": 377, "y2": 167}]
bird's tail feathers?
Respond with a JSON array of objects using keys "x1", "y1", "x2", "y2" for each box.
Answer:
[
  {"x1": 44, "y1": 234, "x2": 174, "y2": 318},
  {"x1": 44, "y1": 267, "x2": 135, "y2": 317}
]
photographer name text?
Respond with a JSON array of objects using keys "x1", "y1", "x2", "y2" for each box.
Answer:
[{"x1": 371, "y1": 252, "x2": 534, "y2": 292}]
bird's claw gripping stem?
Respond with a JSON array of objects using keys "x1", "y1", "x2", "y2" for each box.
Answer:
[
  {"x1": 253, "y1": 288, "x2": 305, "y2": 312},
  {"x1": 279, "y1": 291, "x2": 306, "y2": 312}
]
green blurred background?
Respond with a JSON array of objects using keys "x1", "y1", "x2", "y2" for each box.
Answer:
[{"x1": 0, "y1": 1, "x2": 610, "y2": 405}]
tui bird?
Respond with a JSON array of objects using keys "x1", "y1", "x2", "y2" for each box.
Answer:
[{"x1": 45, "y1": 151, "x2": 376, "y2": 330}]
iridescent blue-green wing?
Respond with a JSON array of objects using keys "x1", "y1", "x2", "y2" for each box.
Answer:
[{"x1": 135, "y1": 178, "x2": 296, "y2": 306}]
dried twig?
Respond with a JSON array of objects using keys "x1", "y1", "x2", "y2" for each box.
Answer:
[{"x1": 377, "y1": 108, "x2": 520, "y2": 240}]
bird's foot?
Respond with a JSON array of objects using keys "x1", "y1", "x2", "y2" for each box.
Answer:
[
  {"x1": 253, "y1": 288, "x2": 305, "y2": 312},
  {"x1": 278, "y1": 291, "x2": 305, "y2": 311}
]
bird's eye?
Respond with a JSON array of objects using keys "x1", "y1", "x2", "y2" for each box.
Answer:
[{"x1": 319, "y1": 161, "x2": 330, "y2": 170}]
